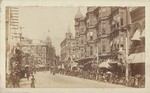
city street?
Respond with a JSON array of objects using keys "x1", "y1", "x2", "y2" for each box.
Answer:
[{"x1": 20, "y1": 71, "x2": 128, "y2": 88}]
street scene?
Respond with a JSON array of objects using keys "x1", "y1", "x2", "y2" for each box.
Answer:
[{"x1": 5, "y1": 6, "x2": 145, "y2": 88}]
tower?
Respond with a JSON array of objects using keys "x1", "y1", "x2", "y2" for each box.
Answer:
[{"x1": 66, "y1": 25, "x2": 73, "y2": 39}]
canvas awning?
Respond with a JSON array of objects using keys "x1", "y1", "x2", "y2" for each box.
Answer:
[
  {"x1": 128, "y1": 52, "x2": 145, "y2": 63},
  {"x1": 131, "y1": 29, "x2": 141, "y2": 41}
]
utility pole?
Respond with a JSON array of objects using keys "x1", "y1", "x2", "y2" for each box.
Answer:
[
  {"x1": 96, "y1": 41, "x2": 99, "y2": 63},
  {"x1": 125, "y1": 7, "x2": 131, "y2": 83}
]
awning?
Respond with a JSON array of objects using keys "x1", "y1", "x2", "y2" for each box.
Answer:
[
  {"x1": 140, "y1": 29, "x2": 145, "y2": 38},
  {"x1": 36, "y1": 65, "x2": 45, "y2": 68},
  {"x1": 128, "y1": 52, "x2": 145, "y2": 63},
  {"x1": 98, "y1": 61, "x2": 111, "y2": 68},
  {"x1": 131, "y1": 29, "x2": 141, "y2": 41},
  {"x1": 108, "y1": 60, "x2": 118, "y2": 64},
  {"x1": 70, "y1": 62, "x2": 78, "y2": 67},
  {"x1": 75, "y1": 57, "x2": 93, "y2": 63}
]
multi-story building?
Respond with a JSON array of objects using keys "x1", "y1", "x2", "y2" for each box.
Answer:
[
  {"x1": 60, "y1": 26, "x2": 75, "y2": 64},
  {"x1": 109, "y1": 7, "x2": 128, "y2": 60},
  {"x1": 73, "y1": 7, "x2": 145, "y2": 63},
  {"x1": 85, "y1": 7, "x2": 98, "y2": 59},
  {"x1": 21, "y1": 35, "x2": 56, "y2": 68},
  {"x1": 74, "y1": 8, "x2": 87, "y2": 60},
  {"x1": 97, "y1": 7, "x2": 112, "y2": 58},
  {"x1": 128, "y1": 7, "x2": 145, "y2": 76},
  {"x1": 6, "y1": 6, "x2": 21, "y2": 73},
  {"x1": 6, "y1": 6, "x2": 21, "y2": 47}
]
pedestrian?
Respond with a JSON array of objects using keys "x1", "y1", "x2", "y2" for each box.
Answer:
[
  {"x1": 31, "y1": 75, "x2": 36, "y2": 88},
  {"x1": 16, "y1": 75, "x2": 20, "y2": 88}
]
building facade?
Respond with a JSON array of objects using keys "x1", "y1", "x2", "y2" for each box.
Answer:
[
  {"x1": 21, "y1": 36, "x2": 56, "y2": 68},
  {"x1": 73, "y1": 7, "x2": 145, "y2": 65},
  {"x1": 128, "y1": 7, "x2": 145, "y2": 76},
  {"x1": 60, "y1": 26, "x2": 75, "y2": 63},
  {"x1": 6, "y1": 6, "x2": 21, "y2": 73},
  {"x1": 74, "y1": 8, "x2": 87, "y2": 60}
]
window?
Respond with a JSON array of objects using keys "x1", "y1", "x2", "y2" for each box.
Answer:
[
  {"x1": 89, "y1": 31, "x2": 93, "y2": 40},
  {"x1": 90, "y1": 46, "x2": 93, "y2": 55},
  {"x1": 90, "y1": 36, "x2": 93, "y2": 40},
  {"x1": 76, "y1": 41, "x2": 78, "y2": 45},
  {"x1": 121, "y1": 18, "x2": 123, "y2": 26},
  {"x1": 121, "y1": 44, "x2": 124, "y2": 48},
  {"x1": 117, "y1": 44, "x2": 119, "y2": 49},
  {"x1": 114, "y1": 44, "x2": 116, "y2": 49},
  {"x1": 102, "y1": 45, "x2": 106, "y2": 52},
  {"x1": 80, "y1": 28, "x2": 84, "y2": 32},
  {"x1": 68, "y1": 42, "x2": 71, "y2": 46},
  {"x1": 102, "y1": 28, "x2": 106, "y2": 35},
  {"x1": 90, "y1": 21, "x2": 94, "y2": 26},
  {"x1": 81, "y1": 40, "x2": 84, "y2": 44},
  {"x1": 117, "y1": 22, "x2": 119, "y2": 28},
  {"x1": 69, "y1": 35, "x2": 71, "y2": 39}
]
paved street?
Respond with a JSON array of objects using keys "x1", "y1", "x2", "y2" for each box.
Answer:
[{"x1": 20, "y1": 71, "x2": 128, "y2": 88}]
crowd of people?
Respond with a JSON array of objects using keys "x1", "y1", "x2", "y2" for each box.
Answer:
[
  {"x1": 50, "y1": 64, "x2": 145, "y2": 88},
  {"x1": 6, "y1": 66, "x2": 36, "y2": 88}
]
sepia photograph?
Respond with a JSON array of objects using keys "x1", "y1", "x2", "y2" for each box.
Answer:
[{"x1": 5, "y1": 6, "x2": 145, "y2": 88}]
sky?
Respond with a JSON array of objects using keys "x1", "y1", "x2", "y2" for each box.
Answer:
[{"x1": 18, "y1": 6, "x2": 87, "y2": 55}]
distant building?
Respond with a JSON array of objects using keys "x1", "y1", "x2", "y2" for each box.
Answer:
[
  {"x1": 60, "y1": 25, "x2": 75, "y2": 64},
  {"x1": 21, "y1": 35, "x2": 56, "y2": 68}
]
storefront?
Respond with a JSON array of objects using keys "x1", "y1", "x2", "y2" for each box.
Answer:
[{"x1": 128, "y1": 52, "x2": 145, "y2": 76}]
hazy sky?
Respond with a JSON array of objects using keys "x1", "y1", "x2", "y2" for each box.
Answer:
[{"x1": 18, "y1": 6, "x2": 87, "y2": 55}]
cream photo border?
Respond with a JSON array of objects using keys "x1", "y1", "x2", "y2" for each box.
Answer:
[{"x1": 0, "y1": 0, "x2": 150, "y2": 93}]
